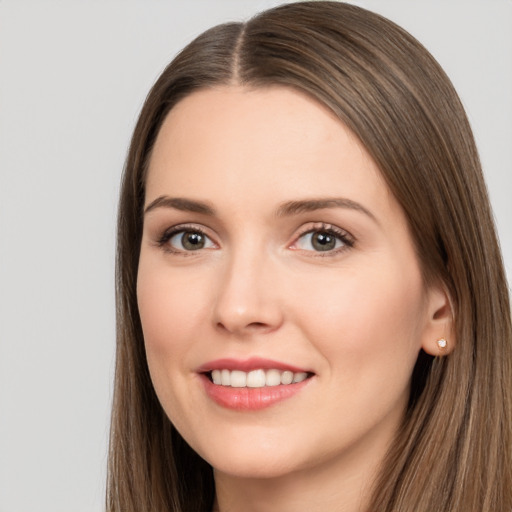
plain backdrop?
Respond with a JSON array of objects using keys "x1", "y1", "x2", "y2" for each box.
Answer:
[{"x1": 0, "y1": 1, "x2": 510, "y2": 511}]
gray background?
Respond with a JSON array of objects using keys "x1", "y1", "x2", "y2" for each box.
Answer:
[{"x1": 0, "y1": 1, "x2": 510, "y2": 511}]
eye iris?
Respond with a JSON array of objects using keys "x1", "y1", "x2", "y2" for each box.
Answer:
[
  {"x1": 182, "y1": 232, "x2": 205, "y2": 250},
  {"x1": 312, "y1": 231, "x2": 336, "y2": 251}
]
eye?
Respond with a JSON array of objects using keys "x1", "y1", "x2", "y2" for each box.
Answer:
[
  {"x1": 159, "y1": 227, "x2": 216, "y2": 252},
  {"x1": 297, "y1": 231, "x2": 343, "y2": 252},
  {"x1": 292, "y1": 224, "x2": 354, "y2": 254}
]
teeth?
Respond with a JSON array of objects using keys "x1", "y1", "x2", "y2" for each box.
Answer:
[
  {"x1": 293, "y1": 372, "x2": 308, "y2": 383},
  {"x1": 209, "y1": 369, "x2": 310, "y2": 388},
  {"x1": 221, "y1": 369, "x2": 230, "y2": 386},
  {"x1": 265, "y1": 369, "x2": 281, "y2": 387},
  {"x1": 230, "y1": 370, "x2": 247, "y2": 388},
  {"x1": 247, "y1": 369, "x2": 266, "y2": 388},
  {"x1": 281, "y1": 370, "x2": 293, "y2": 385},
  {"x1": 212, "y1": 370, "x2": 222, "y2": 385}
]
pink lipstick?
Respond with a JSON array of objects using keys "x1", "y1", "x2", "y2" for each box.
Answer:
[{"x1": 197, "y1": 357, "x2": 313, "y2": 410}]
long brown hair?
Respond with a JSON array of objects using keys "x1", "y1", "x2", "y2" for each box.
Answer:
[{"x1": 107, "y1": 2, "x2": 512, "y2": 510}]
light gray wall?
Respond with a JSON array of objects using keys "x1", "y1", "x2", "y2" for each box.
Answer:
[{"x1": 0, "y1": 1, "x2": 510, "y2": 511}]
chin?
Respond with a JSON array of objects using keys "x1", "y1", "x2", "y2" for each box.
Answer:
[
  {"x1": 198, "y1": 439, "x2": 303, "y2": 480},
  {"x1": 212, "y1": 457, "x2": 298, "y2": 480}
]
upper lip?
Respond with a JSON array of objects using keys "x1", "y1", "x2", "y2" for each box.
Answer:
[{"x1": 197, "y1": 357, "x2": 311, "y2": 374}]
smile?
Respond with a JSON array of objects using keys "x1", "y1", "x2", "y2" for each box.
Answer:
[
  {"x1": 210, "y1": 369, "x2": 309, "y2": 388},
  {"x1": 198, "y1": 358, "x2": 314, "y2": 410}
]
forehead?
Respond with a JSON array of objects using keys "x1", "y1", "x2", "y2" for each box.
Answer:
[{"x1": 145, "y1": 85, "x2": 393, "y2": 218}]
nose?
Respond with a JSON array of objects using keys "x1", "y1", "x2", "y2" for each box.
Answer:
[{"x1": 212, "y1": 246, "x2": 284, "y2": 336}]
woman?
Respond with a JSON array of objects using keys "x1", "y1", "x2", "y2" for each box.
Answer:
[{"x1": 107, "y1": 2, "x2": 512, "y2": 511}]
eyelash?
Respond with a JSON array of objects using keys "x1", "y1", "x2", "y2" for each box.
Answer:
[
  {"x1": 291, "y1": 222, "x2": 355, "y2": 257},
  {"x1": 155, "y1": 222, "x2": 355, "y2": 256},
  {"x1": 156, "y1": 224, "x2": 215, "y2": 254}
]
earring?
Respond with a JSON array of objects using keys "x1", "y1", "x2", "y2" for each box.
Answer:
[{"x1": 437, "y1": 338, "x2": 447, "y2": 349}]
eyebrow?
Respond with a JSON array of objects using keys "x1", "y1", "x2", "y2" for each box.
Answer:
[
  {"x1": 144, "y1": 195, "x2": 377, "y2": 224},
  {"x1": 276, "y1": 198, "x2": 378, "y2": 223},
  {"x1": 144, "y1": 196, "x2": 216, "y2": 216}
]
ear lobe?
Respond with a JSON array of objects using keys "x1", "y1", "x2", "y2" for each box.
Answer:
[{"x1": 420, "y1": 284, "x2": 456, "y2": 356}]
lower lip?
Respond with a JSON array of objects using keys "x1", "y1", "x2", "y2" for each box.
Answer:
[{"x1": 200, "y1": 374, "x2": 312, "y2": 411}]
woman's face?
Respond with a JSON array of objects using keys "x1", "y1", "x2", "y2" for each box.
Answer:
[{"x1": 137, "y1": 86, "x2": 447, "y2": 480}]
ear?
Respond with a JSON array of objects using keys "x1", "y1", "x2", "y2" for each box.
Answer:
[{"x1": 420, "y1": 283, "x2": 455, "y2": 356}]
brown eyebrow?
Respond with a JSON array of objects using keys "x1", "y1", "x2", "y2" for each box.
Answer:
[
  {"x1": 276, "y1": 198, "x2": 378, "y2": 223},
  {"x1": 144, "y1": 195, "x2": 377, "y2": 224},
  {"x1": 144, "y1": 196, "x2": 216, "y2": 216}
]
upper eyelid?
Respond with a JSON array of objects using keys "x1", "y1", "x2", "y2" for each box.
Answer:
[
  {"x1": 161, "y1": 222, "x2": 212, "y2": 236},
  {"x1": 157, "y1": 223, "x2": 216, "y2": 244},
  {"x1": 291, "y1": 222, "x2": 354, "y2": 240}
]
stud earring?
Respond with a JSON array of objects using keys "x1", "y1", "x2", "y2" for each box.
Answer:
[{"x1": 437, "y1": 338, "x2": 447, "y2": 349}]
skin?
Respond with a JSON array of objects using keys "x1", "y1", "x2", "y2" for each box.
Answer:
[{"x1": 137, "y1": 86, "x2": 453, "y2": 512}]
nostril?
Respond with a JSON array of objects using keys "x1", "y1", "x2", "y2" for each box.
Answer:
[
  {"x1": 248, "y1": 322, "x2": 268, "y2": 329},
  {"x1": 215, "y1": 320, "x2": 273, "y2": 333}
]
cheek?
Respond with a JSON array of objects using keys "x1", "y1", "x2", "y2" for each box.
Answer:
[
  {"x1": 136, "y1": 262, "x2": 215, "y2": 436},
  {"x1": 293, "y1": 259, "x2": 426, "y2": 382},
  {"x1": 136, "y1": 263, "x2": 210, "y2": 367}
]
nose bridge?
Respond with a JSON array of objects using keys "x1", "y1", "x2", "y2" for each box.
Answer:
[{"x1": 212, "y1": 239, "x2": 282, "y2": 335}]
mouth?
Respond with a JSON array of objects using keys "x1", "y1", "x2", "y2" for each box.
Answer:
[
  {"x1": 198, "y1": 358, "x2": 315, "y2": 410},
  {"x1": 205, "y1": 368, "x2": 312, "y2": 388}
]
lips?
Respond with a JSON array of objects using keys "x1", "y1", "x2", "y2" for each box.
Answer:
[{"x1": 197, "y1": 358, "x2": 314, "y2": 410}]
